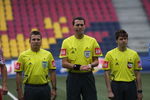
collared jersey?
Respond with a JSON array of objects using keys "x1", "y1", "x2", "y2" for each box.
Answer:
[
  {"x1": 15, "y1": 49, "x2": 56, "y2": 84},
  {"x1": 59, "y1": 35, "x2": 102, "y2": 72},
  {"x1": 103, "y1": 48, "x2": 142, "y2": 82}
]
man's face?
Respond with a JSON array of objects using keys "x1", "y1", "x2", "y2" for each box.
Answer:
[
  {"x1": 116, "y1": 36, "x2": 128, "y2": 47},
  {"x1": 30, "y1": 35, "x2": 42, "y2": 51},
  {"x1": 73, "y1": 20, "x2": 85, "y2": 35}
]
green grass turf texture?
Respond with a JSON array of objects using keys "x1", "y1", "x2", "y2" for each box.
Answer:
[{"x1": 1, "y1": 73, "x2": 150, "y2": 100}]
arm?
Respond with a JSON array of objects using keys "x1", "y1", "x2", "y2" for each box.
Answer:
[
  {"x1": 62, "y1": 57, "x2": 99, "y2": 70},
  {"x1": 62, "y1": 57, "x2": 74, "y2": 69},
  {"x1": 0, "y1": 64, "x2": 8, "y2": 95},
  {"x1": 62, "y1": 57, "x2": 92, "y2": 71},
  {"x1": 104, "y1": 70, "x2": 114, "y2": 99},
  {"x1": 135, "y1": 71, "x2": 143, "y2": 100},
  {"x1": 90, "y1": 57, "x2": 99, "y2": 67},
  {"x1": 49, "y1": 69, "x2": 57, "y2": 100},
  {"x1": 16, "y1": 72, "x2": 24, "y2": 100}
]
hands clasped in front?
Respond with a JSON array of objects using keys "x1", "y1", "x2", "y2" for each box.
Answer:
[{"x1": 80, "y1": 65, "x2": 92, "y2": 71}]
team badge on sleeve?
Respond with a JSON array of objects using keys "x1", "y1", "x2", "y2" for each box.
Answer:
[
  {"x1": 60, "y1": 49, "x2": 66, "y2": 56},
  {"x1": 95, "y1": 48, "x2": 101, "y2": 55},
  {"x1": 52, "y1": 60, "x2": 56, "y2": 67},
  {"x1": 15, "y1": 62, "x2": 21, "y2": 70},
  {"x1": 102, "y1": 61, "x2": 108, "y2": 68}
]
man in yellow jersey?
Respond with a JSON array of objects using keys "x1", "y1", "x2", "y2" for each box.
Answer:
[
  {"x1": 59, "y1": 17, "x2": 103, "y2": 100},
  {"x1": 15, "y1": 31, "x2": 57, "y2": 100},
  {"x1": 0, "y1": 49, "x2": 8, "y2": 99},
  {"x1": 103, "y1": 29, "x2": 143, "y2": 100}
]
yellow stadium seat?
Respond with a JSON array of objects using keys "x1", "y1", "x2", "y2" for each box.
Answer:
[
  {"x1": 44, "y1": 17, "x2": 53, "y2": 29},
  {"x1": 1, "y1": 44, "x2": 11, "y2": 58},
  {"x1": 5, "y1": 5, "x2": 13, "y2": 20},
  {"x1": 1, "y1": 34, "x2": 10, "y2": 57},
  {"x1": 62, "y1": 27, "x2": 69, "y2": 34},
  {"x1": 0, "y1": 0, "x2": 7, "y2": 31},
  {"x1": 17, "y1": 34, "x2": 25, "y2": 53},
  {"x1": 4, "y1": 0, "x2": 11, "y2": 5},
  {"x1": 59, "y1": 17, "x2": 67, "y2": 23},
  {"x1": 53, "y1": 22, "x2": 62, "y2": 38},
  {"x1": 17, "y1": 34, "x2": 24, "y2": 40},
  {"x1": 0, "y1": 20, "x2": 7, "y2": 31},
  {"x1": 3, "y1": 51, "x2": 11, "y2": 58},
  {"x1": 25, "y1": 39, "x2": 30, "y2": 49},
  {"x1": 31, "y1": 28, "x2": 38, "y2": 31},
  {"x1": 42, "y1": 38, "x2": 49, "y2": 49},
  {"x1": 10, "y1": 39, "x2": 18, "y2": 57},
  {"x1": 1, "y1": 34, "x2": 8, "y2": 41},
  {"x1": 49, "y1": 37, "x2": 56, "y2": 44}
]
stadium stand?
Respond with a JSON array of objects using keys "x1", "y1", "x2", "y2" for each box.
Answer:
[{"x1": 0, "y1": 0, "x2": 121, "y2": 59}]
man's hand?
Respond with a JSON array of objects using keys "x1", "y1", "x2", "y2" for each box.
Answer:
[
  {"x1": 2, "y1": 84, "x2": 8, "y2": 95},
  {"x1": 108, "y1": 91, "x2": 114, "y2": 99},
  {"x1": 51, "y1": 89, "x2": 57, "y2": 100},
  {"x1": 137, "y1": 93, "x2": 143, "y2": 100},
  {"x1": 80, "y1": 65, "x2": 91, "y2": 71}
]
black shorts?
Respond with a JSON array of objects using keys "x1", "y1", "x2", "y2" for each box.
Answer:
[
  {"x1": 66, "y1": 72, "x2": 97, "y2": 100},
  {"x1": 111, "y1": 81, "x2": 137, "y2": 100},
  {"x1": 24, "y1": 83, "x2": 51, "y2": 100}
]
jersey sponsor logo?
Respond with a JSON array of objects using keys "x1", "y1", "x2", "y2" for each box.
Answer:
[
  {"x1": 15, "y1": 62, "x2": 21, "y2": 70},
  {"x1": 52, "y1": 60, "x2": 56, "y2": 67},
  {"x1": 84, "y1": 51, "x2": 90, "y2": 58},
  {"x1": 42, "y1": 61, "x2": 48, "y2": 68},
  {"x1": 102, "y1": 61, "x2": 108, "y2": 68},
  {"x1": 127, "y1": 62, "x2": 133, "y2": 69},
  {"x1": 138, "y1": 61, "x2": 142, "y2": 68},
  {"x1": 95, "y1": 48, "x2": 101, "y2": 55},
  {"x1": 60, "y1": 49, "x2": 66, "y2": 56}
]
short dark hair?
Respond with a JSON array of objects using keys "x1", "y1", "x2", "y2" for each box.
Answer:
[
  {"x1": 30, "y1": 31, "x2": 42, "y2": 40},
  {"x1": 72, "y1": 17, "x2": 85, "y2": 25},
  {"x1": 115, "y1": 29, "x2": 128, "y2": 40}
]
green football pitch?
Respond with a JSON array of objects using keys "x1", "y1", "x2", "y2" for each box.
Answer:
[{"x1": 1, "y1": 73, "x2": 150, "y2": 100}]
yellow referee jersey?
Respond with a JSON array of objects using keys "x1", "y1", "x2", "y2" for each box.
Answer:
[
  {"x1": 59, "y1": 35, "x2": 102, "y2": 72},
  {"x1": 15, "y1": 49, "x2": 56, "y2": 84},
  {"x1": 103, "y1": 48, "x2": 142, "y2": 82}
]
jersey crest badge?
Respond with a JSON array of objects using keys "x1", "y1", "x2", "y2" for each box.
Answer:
[
  {"x1": 42, "y1": 61, "x2": 48, "y2": 68},
  {"x1": 127, "y1": 62, "x2": 133, "y2": 69},
  {"x1": 84, "y1": 51, "x2": 90, "y2": 58}
]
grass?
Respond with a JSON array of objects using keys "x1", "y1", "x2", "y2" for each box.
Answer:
[{"x1": 1, "y1": 73, "x2": 150, "y2": 100}]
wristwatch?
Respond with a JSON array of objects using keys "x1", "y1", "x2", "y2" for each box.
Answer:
[{"x1": 137, "y1": 90, "x2": 142, "y2": 93}]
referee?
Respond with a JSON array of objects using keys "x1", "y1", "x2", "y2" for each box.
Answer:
[
  {"x1": 103, "y1": 29, "x2": 143, "y2": 100},
  {"x1": 59, "y1": 17, "x2": 103, "y2": 100},
  {"x1": 15, "y1": 31, "x2": 57, "y2": 100},
  {"x1": 0, "y1": 48, "x2": 8, "y2": 99}
]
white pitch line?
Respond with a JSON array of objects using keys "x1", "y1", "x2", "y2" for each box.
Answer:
[
  {"x1": 7, "y1": 91, "x2": 18, "y2": 100},
  {"x1": 0, "y1": 85, "x2": 17, "y2": 100}
]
